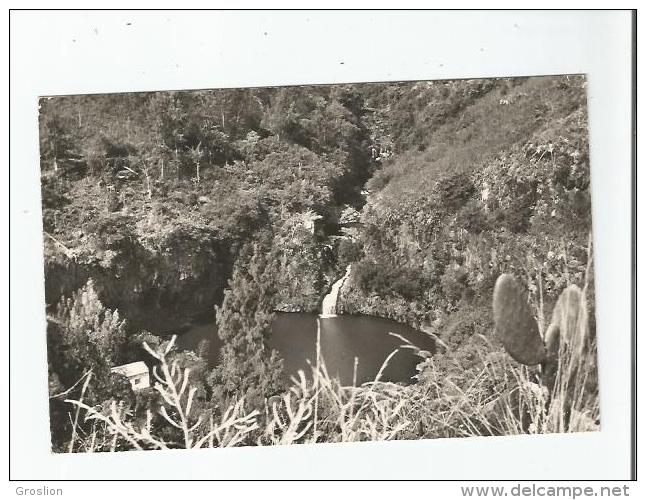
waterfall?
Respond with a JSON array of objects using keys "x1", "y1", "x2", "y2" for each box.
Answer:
[{"x1": 320, "y1": 265, "x2": 352, "y2": 318}]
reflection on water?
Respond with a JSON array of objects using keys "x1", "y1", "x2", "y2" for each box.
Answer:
[{"x1": 176, "y1": 313, "x2": 435, "y2": 386}]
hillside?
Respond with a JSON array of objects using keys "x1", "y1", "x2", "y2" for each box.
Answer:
[
  {"x1": 40, "y1": 85, "x2": 374, "y2": 331},
  {"x1": 341, "y1": 76, "x2": 592, "y2": 342}
]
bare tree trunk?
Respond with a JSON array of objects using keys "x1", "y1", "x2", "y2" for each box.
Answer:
[
  {"x1": 44, "y1": 231, "x2": 74, "y2": 259},
  {"x1": 140, "y1": 164, "x2": 152, "y2": 199}
]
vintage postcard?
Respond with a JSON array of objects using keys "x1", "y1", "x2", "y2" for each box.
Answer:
[{"x1": 40, "y1": 75, "x2": 598, "y2": 453}]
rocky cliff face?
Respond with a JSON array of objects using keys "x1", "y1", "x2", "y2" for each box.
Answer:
[
  {"x1": 43, "y1": 228, "x2": 235, "y2": 334},
  {"x1": 43, "y1": 216, "x2": 340, "y2": 333}
]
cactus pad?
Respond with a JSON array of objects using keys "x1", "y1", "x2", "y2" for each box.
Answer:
[
  {"x1": 493, "y1": 274, "x2": 547, "y2": 365},
  {"x1": 545, "y1": 284, "x2": 584, "y2": 360}
]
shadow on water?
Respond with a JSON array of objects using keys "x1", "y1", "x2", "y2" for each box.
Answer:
[{"x1": 177, "y1": 313, "x2": 435, "y2": 386}]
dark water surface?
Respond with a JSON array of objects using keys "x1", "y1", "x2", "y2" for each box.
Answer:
[{"x1": 177, "y1": 313, "x2": 435, "y2": 385}]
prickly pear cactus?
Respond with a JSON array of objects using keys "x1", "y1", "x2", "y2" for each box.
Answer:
[
  {"x1": 545, "y1": 284, "x2": 584, "y2": 356},
  {"x1": 543, "y1": 284, "x2": 585, "y2": 389},
  {"x1": 493, "y1": 274, "x2": 547, "y2": 365}
]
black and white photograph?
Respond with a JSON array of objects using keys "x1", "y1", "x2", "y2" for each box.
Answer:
[
  {"x1": 9, "y1": 8, "x2": 637, "y2": 486},
  {"x1": 40, "y1": 75, "x2": 600, "y2": 453}
]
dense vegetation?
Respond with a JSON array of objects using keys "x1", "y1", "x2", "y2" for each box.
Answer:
[{"x1": 41, "y1": 75, "x2": 598, "y2": 452}]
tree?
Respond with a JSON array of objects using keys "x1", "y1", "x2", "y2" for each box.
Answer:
[
  {"x1": 39, "y1": 114, "x2": 78, "y2": 172},
  {"x1": 148, "y1": 92, "x2": 187, "y2": 174},
  {"x1": 53, "y1": 279, "x2": 126, "y2": 370},
  {"x1": 210, "y1": 245, "x2": 284, "y2": 409},
  {"x1": 47, "y1": 279, "x2": 133, "y2": 451},
  {"x1": 188, "y1": 142, "x2": 204, "y2": 183}
]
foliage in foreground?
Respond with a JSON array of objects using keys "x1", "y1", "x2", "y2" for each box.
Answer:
[{"x1": 61, "y1": 271, "x2": 599, "y2": 452}]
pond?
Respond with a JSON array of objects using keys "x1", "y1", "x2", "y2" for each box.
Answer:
[{"x1": 176, "y1": 313, "x2": 435, "y2": 386}]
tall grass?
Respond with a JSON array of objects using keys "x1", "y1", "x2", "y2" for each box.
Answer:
[{"x1": 440, "y1": 242, "x2": 599, "y2": 437}]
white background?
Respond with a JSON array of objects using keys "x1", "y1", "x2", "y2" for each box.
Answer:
[{"x1": 7, "y1": 8, "x2": 635, "y2": 485}]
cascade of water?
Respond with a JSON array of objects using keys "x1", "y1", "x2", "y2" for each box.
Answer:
[{"x1": 320, "y1": 265, "x2": 352, "y2": 318}]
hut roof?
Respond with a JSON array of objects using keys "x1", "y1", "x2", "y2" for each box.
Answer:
[{"x1": 111, "y1": 361, "x2": 148, "y2": 378}]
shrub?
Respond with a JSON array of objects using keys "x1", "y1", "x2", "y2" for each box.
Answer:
[
  {"x1": 65, "y1": 336, "x2": 259, "y2": 451},
  {"x1": 337, "y1": 238, "x2": 363, "y2": 268},
  {"x1": 437, "y1": 172, "x2": 476, "y2": 212},
  {"x1": 440, "y1": 265, "x2": 470, "y2": 303}
]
